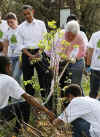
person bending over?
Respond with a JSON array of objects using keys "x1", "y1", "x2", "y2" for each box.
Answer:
[
  {"x1": 0, "y1": 56, "x2": 55, "y2": 133},
  {"x1": 53, "y1": 84, "x2": 100, "y2": 137}
]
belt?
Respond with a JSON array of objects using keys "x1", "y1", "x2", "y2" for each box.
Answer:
[
  {"x1": 25, "y1": 48, "x2": 40, "y2": 54},
  {"x1": 27, "y1": 48, "x2": 39, "y2": 52}
]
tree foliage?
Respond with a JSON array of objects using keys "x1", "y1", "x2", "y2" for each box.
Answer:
[{"x1": 0, "y1": 0, "x2": 100, "y2": 36}]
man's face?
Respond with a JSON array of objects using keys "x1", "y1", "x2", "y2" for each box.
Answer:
[
  {"x1": 7, "y1": 19, "x2": 17, "y2": 29},
  {"x1": 23, "y1": 8, "x2": 34, "y2": 23}
]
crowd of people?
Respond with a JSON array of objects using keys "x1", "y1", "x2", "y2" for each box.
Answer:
[{"x1": 0, "y1": 4, "x2": 100, "y2": 137}]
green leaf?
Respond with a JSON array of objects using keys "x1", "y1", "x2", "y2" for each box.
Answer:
[
  {"x1": 97, "y1": 40, "x2": 100, "y2": 48},
  {"x1": 0, "y1": 30, "x2": 3, "y2": 38},
  {"x1": 10, "y1": 34, "x2": 17, "y2": 44},
  {"x1": 98, "y1": 56, "x2": 100, "y2": 59},
  {"x1": 73, "y1": 44, "x2": 79, "y2": 48}
]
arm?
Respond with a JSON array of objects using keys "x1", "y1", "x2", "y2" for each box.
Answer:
[
  {"x1": 53, "y1": 118, "x2": 64, "y2": 127},
  {"x1": 23, "y1": 48, "x2": 34, "y2": 57},
  {"x1": 23, "y1": 48, "x2": 41, "y2": 60},
  {"x1": 22, "y1": 93, "x2": 56, "y2": 121},
  {"x1": 85, "y1": 33, "x2": 95, "y2": 66},
  {"x1": 3, "y1": 40, "x2": 9, "y2": 56},
  {"x1": 86, "y1": 47, "x2": 94, "y2": 66}
]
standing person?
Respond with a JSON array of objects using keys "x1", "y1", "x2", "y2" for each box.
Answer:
[
  {"x1": 66, "y1": 14, "x2": 90, "y2": 74},
  {"x1": 86, "y1": 31, "x2": 100, "y2": 98},
  {"x1": 4, "y1": 12, "x2": 22, "y2": 84},
  {"x1": 18, "y1": 5, "x2": 47, "y2": 121},
  {"x1": 56, "y1": 21, "x2": 86, "y2": 96},
  {"x1": 53, "y1": 84, "x2": 100, "y2": 137},
  {"x1": 0, "y1": 42, "x2": 5, "y2": 56},
  {"x1": 0, "y1": 11, "x2": 9, "y2": 55},
  {"x1": 0, "y1": 11, "x2": 8, "y2": 42},
  {"x1": 66, "y1": 14, "x2": 88, "y2": 46},
  {"x1": 0, "y1": 56, "x2": 55, "y2": 133}
]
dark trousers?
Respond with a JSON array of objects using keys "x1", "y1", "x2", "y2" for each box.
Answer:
[
  {"x1": 59, "y1": 59, "x2": 85, "y2": 97},
  {"x1": 0, "y1": 101, "x2": 29, "y2": 128},
  {"x1": 39, "y1": 52, "x2": 53, "y2": 110},
  {"x1": 71, "y1": 118, "x2": 91, "y2": 137},
  {"x1": 89, "y1": 69, "x2": 100, "y2": 98},
  {"x1": 22, "y1": 49, "x2": 44, "y2": 122},
  {"x1": 22, "y1": 50, "x2": 53, "y2": 121}
]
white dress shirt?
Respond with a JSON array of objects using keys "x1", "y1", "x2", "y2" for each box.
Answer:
[{"x1": 18, "y1": 18, "x2": 47, "y2": 49}]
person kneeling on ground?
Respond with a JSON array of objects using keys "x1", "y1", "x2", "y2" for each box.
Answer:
[
  {"x1": 0, "y1": 56, "x2": 55, "y2": 133},
  {"x1": 53, "y1": 84, "x2": 100, "y2": 137}
]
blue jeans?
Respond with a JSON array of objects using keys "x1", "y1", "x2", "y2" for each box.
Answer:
[
  {"x1": 10, "y1": 56, "x2": 22, "y2": 84},
  {"x1": 89, "y1": 69, "x2": 100, "y2": 98},
  {"x1": 71, "y1": 118, "x2": 91, "y2": 137},
  {"x1": 60, "y1": 59, "x2": 85, "y2": 96}
]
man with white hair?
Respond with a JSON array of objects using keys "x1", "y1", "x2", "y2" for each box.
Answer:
[{"x1": 56, "y1": 20, "x2": 87, "y2": 96}]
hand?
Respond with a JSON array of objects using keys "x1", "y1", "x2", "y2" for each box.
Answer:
[
  {"x1": 47, "y1": 111, "x2": 56, "y2": 123},
  {"x1": 28, "y1": 55, "x2": 35, "y2": 60},
  {"x1": 34, "y1": 52, "x2": 41, "y2": 58},
  {"x1": 53, "y1": 118, "x2": 63, "y2": 127},
  {"x1": 68, "y1": 57, "x2": 76, "y2": 64},
  {"x1": 29, "y1": 53, "x2": 41, "y2": 60}
]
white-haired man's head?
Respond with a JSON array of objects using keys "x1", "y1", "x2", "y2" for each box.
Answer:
[{"x1": 65, "y1": 20, "x2": 80, "y2": 35}]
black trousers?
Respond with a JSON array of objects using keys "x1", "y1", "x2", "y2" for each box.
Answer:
[
  {"x1": 89, "y1": 69, "x2": 100, "y2": 98},
  {"x1": 40, "y1": 52, "x2": 53, "y2": 110},
  {"x1": 22, "y1": 49, "x2": 53, "y2": 121},
  {"x1": 0, "y1": 101, "x2": 29, "y2": 129},
  {"x1": 22, "y1": 49, "x2": 44, "y2": 122}
]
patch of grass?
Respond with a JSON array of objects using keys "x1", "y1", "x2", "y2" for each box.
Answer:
[{"x1": 82, "y1": 74, "x2": 90, "y2": 96}]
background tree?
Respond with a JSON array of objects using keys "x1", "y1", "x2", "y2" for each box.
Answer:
[{"x1": 0, "y1": 0, "x2": 100, "y2": 36}]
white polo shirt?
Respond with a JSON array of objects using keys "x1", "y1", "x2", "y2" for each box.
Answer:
[
  {"x1": 18, "y1": 18, "x2": 47, "y2": 49},
  {"x1": 0, "y1": 20, "x2": 8, "y2": 42},
  {"x1": 4, "y1": 27, "x2": 21, "y2": 57},
  {"x1": 88, "y1": 31, "x2": 100, "y2": 70},
  {"x1": 0, "y1": 74, "x2": 25, "y2": 109},
  {"x1": 59, "y1": 96, "x2": 100, "y2": 137}
]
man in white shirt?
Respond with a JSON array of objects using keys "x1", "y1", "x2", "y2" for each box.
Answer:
[
  {"x1": 53, "y1": 84, "x2": 100, "y2": 137},
  {"x1": 0, "y1": 56, "x2": 55, "y2": 133},
  {"x1": 86, "y1": 31, "x2": 100, "y2": 98},
  {"x1": 18, "y1": 5, "x2": 47, "y2": 95},
  {"x1": 15, "y1": 4, "x2": 48, "y2": 127}
]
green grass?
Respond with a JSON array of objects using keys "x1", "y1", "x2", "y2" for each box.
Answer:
[{"x1": 82, "y1": 74, "x2": 90, "y2": 96}]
